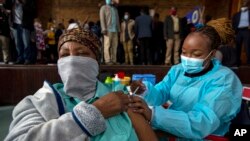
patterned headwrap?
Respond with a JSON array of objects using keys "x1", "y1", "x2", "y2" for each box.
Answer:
[{"x1": 58, "y1": 28, "x2": 101, "y2": 60}]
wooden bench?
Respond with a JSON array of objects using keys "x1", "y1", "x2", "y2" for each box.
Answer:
[{"x1": 0, "y1": 65, "x2": 249, "y2": 105}]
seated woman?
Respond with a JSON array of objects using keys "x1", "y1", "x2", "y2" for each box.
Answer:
[
  {"x1": 4, "y1": 28, "x2": 157, "y2": 141},
  {"x1": 130, "y1": 26, "x2": 243, "y2": 140}
]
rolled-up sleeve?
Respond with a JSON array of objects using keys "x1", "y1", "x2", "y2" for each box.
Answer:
[{"x1": 73, "y1": 101, "x2": 106, "y2": 137}]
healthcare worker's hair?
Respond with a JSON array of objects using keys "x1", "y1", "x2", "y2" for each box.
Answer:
[
  {"x1": 58, "y1": 28, "x2": 101, "y2": 60},
  {"x1": 206, "y1": 18, "x2": 235, "y2": 45},
  {"x1": 194, "y1": 26, "x2": 221, "y2": 50}
]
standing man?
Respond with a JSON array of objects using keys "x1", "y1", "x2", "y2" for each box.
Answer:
[
  {"x1": 6, "y1": 0, "x2": 36, "y2": 64},
  {"x1": 120, "y1": 12, "x2": 135, "y2": 65},
  {"x1": 164, "y1": 6, "x2": 182, "y2": 66},
  {"x1": 100, "y1": 0, "x2": 120, "y2": 65},
  {"x1": 232, "y1": 0, "x2": 250, "y2": 66},
  {"x1": 152, "y1": 13, "x2": 165, "y2": 65},
  {"x1": 0, "y1": 0, "x2": 10, "y2": 64},
  {"x1": 135, "y1": 8, "x2": 153, "y2": 65}
]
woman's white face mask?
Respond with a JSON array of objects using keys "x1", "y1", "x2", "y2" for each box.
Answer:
[
  {"x1": 181, "y1": 51, "x2": 214, "y2": 74},
  {"x1": 57, "y1": 56, "x2": 99, "y2": 101}
]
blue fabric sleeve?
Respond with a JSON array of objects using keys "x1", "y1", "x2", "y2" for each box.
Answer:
[
  {"x1": 46, "y1": 81, "x2": 65, "y2": 115},
  {"x1": 143, "y1": 67, "x2": 176, "y2": 106}
]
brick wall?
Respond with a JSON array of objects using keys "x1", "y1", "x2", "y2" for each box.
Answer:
[
  {"x1": 204, "y1": 0, "x2": 231, "y2": 19},
  {"x1": 37, "y1": 0, "x2": 232, "y2": 28}
]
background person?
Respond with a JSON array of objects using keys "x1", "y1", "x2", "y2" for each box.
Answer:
[
  {"x1": 135, "y1": 8, "x2": 153, "y2": 65},
  {"x1": 0, "y1": 0, "x2": 10, "y2": 64},
  {"x1": 7, "y1": 0, "x2": 37, "y2": 64},
  {"x1": 120, "y1": 12, "x2": 135, "y2": 65},
  {"x1": 232, "y1": 0, "x2": 250, "y2": 66},
  {"x1": 164, "y1": 6, "x2": 182, "y2": 66},
  {"x1": 100, "y1": 0, "x2": 120, "y2": 65}
]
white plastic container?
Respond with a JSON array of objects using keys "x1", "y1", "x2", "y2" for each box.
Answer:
[{"x1": 113, "y1": 74, "x2": 121, "y2": 91}]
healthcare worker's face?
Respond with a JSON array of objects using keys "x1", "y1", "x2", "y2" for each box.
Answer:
[
  {"x1": 181, "y1": 33, "x2": 213, "y2": 60},
  {"x1": 59, "y1": 41, "x2": 96, "y2": 60}
]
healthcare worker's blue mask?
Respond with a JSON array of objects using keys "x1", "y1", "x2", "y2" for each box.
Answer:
[{"x1": 181, "y1": 51, "x2": 213, "y2": 74}]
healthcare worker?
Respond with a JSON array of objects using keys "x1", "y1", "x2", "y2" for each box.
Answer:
[
  {"x1": 4, "y1": 28, "x2": 158, "y2": 141},
  {"x1": 130, "y1": 25, "x2": 243, "y2": 140}
]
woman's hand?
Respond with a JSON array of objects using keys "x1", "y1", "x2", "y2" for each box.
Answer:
[
  {"x1": 129, "y1": 96, "x2": 152, "y2": 122},
  {"x1": 93, "y1": 91, "x2": 132, "y2": 118},
  {"x1": 130, "y1": 79, "x2": 146, "y2": 95}
]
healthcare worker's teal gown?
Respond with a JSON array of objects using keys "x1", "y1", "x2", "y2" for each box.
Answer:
[{"x1": 143, "y1": 59, "x2": 242, "y2": 139}]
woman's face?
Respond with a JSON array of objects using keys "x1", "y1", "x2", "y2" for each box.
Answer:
[
  {"x1": 181, "y1": 33, "x2": 212, "y2": 59},
  {"x1": 59, "y1": 41, "x2": 96, "y2": 60}
]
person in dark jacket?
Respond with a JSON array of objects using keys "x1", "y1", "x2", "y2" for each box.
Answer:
[
  {"x1": 135, "y1": 8, "x2": 153, "y2": 65},
  {"x1": 164, "y1": 6, "x2": 183, "y2": 66},
  {"x1": 232, "y1": 0, "x2": 250, "y2": 66},
  {"x1": 152, "y1": 13, "x2": 165, "y2": 65},
  {"x1": 5, "y1": 0, "x2": 37, "y2": 64},
  {"x1": 0, "y1": 0, "x2": 10, "y2": 64}
]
